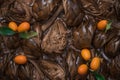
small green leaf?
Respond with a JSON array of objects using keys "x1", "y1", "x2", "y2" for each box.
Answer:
[
  {"x1": 0, "y1": 27, "x2": 16, "y2": 36},
  {"x1": 105, "y1": 21, "x2": 112, "y2": 33},
  {"x1": 93, "y1": 72, "x2": 105, "y2": 80},
  {"x1": 19, "y1": 31, "x2": 38, "y2": 39}
]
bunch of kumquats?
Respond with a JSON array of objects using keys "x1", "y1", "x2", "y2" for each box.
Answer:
[
  {"x1": 77, "y1": 19, "x2": 111, "y2": 80},
  {"x1": 1, "y1": 22, "x2": 37, "y2": 65},
  {"x1": 0, "y1": 21, "x2": 38, "y2": 39},
  {"x1": 78, "y1": 49, "x2": 101, "y2": 75},
  {"x1": 9, "y1": 21, "x2": 30, "y2": 32}
]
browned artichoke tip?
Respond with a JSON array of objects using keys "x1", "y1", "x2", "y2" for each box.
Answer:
[
  {"x1": 93, "y1": 28, "x2": 118, "y2": 49},
  {"x1": 3, "y1": 0, "x2": 34, "y2": 23},
  {"x1": 111, "y1": 21, "x2": 120, "y2": 31},
  {"x1": 39, "y1": 60, "x2": 66, "y2": 80},
  {"x1": 2, "y1": 36, "x2": 20, "y2": 49},
  {"x1": 41, "y1": 18, "x2": 67, "y2": 54},
  {"x1": 1, "y1": 51, "x2": 44, "y2": 80},
  {"x1": 114, "y1": 0, "x2": 120, "y2": 20},
  {"x1": 32, "y1": 0, "x2": 61, "y2": 21},
  {"x1": 66, "y1": 49, "x2": 78, "y2": 79},
  {"x1": 93, "y1": 31, "x2": 107, "y2": 49},
  {"x1": 62, "y1": 0, "x2": 84, "y2": 26},
  {"x1": 22, "y1": 39, "x2": 41, "y2": 57},
  {"x1": 104, "y1": 36, "x2": 120, "y2": 58},
  {"x1": 80, "y1": 0, "x2": 115, "y2": 19},
  {"x1": 109, "y1": 54, "x2": 120, "y2": 79},
  {"x1": 72, "y1": 15, "x2": 96, "y2": 49}
]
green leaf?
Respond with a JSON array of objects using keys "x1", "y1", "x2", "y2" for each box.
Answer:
[
  {"x1": 19, "y1": 31, "x2": 38, "y2": 39},
  {"x1": 105, "y1": 21, "x2": 112, "y2": 33},
  {"x1": 0, "y1": 27, "x2": 16, "y2": 36},
  {"x1": 93, "y1": 72, "x2": 105, "y2": 80}
]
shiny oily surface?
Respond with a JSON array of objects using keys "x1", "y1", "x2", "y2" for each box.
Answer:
[{"x1": 0, "y1": 0, "x2": 120, "y2": 80}]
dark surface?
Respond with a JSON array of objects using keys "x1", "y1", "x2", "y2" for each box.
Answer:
[{"x1": 0, "y1": 0, "x2": 120, "y2": 80}]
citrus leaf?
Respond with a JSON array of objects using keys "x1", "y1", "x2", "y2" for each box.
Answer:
[
  {"x1": 105, "y1": 21, "x2": 112, "y2": 33},
  {"x1": 93, "y1": 72, "x2": 105, "y2": 80},
  {"x1": 0, "y1": 27, "x2": 16, "y2": 36},
  {"x1": 19, "y1": 31, "x2": 38, "y2": 39}
]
